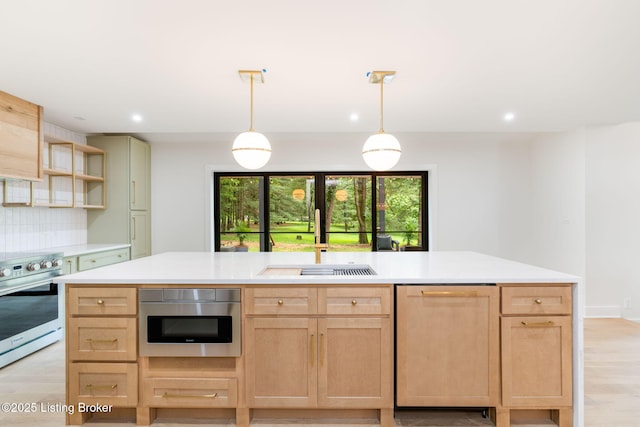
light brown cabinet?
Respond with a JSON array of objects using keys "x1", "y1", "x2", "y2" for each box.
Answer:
[
  {"x1": 61, "y1": 281, "x2": 574, "y2": 427},
  {"x1": 0, "y1": 90, "x2": 43, "y2": 181},
  {"x1": 137, "y1": 355, "x2": 243, "y2": 425},
  {"x1": 246, "y1": 316, "x2": 317, "y2": 407},
  {"x1": 245, "y1": 285, "x2": 393, "y2": 426},
  {"x1": 2, "y1": 140, "x2": 105, "y2": 208},
  {"x1": 318, "y1": 316, "x2": 391, "y2": 408},
  {"x1": 44, "y1": 142, "x2": 106, "y2": 208},
  {"x1": 141, "y1": 377, "x2": 238, "y2": 409},
  {"x1": 396, "y1": 285, "x2": 500, "y2": 407},
  {"x1": 66, "y1": 286, "x2": 138, "y2": 425},
  {"x1": 497, "y1": 284, "x2": 573, "y2": 427}
]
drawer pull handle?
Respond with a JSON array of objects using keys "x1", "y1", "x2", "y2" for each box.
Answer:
[
  {"x1": 96, "y1": 299, "x2": 105, "y2": 305},
  {"x1": 162, "y1": 392, "x2": 218, "y2": 399},
  {"x1": 91, "y1": 259, "x2": 97, "y2": 263},
  {"x1": 421, "y1": 290, "x2": 479, "y2": 297},
  {"x1": 534, "y1": 298, "x2": 543, "y2": 304},
  {"x1": 310, "y1": 334, "x2": 315, "y2": 367},
  {"x1": 521, "y1": 321, "x2": 555, "y2": 327},
  {"x1": 351, "y1": 299, "x2": 358, "y2": 305},
  {"x1": 86, "y1": 338, "x2": 118, "y2": 345},
  {"x1": 86, "y1": 384, "x2": 118, "y2": 391},
  {"x1": 277, "y1": 299, "x2": 284, "y2": 305},
  {"x1": 86, "y1": 338, "x2": 118, "y2": 342}
]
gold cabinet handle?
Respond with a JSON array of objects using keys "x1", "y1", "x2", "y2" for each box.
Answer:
[
  {"x1": 91, "y1": 259, "x2": 97, "y2": 263},
  {"x1": 351, "y1": 299, "x2": 358, "y2": 305},
  {"x1": 86, "y1": 338, "x2": 118, "y2": 346},
  {"x1": 521, "y1": 320, "x2": 555, "y2": 327},
  {"x1": 96, "y1": 299, "x2": 105, "y2": 305},
  {"x1": 309, "y1": 334, "x2": 315, "y2": 367},
  {"x1": 277, "y1": 299, "x2": 284, "y2": 305},
  {"x1": 86, "y1": 384, "x2": 117, "y2": 391},
  {"x1": 162, "y1": 392, "x2": 217, "y2": 399},
  {"x1": 132, "y1": 180, "x2": 136, "y2": 205},
  {"x1": 319, "y1": 333, "x2": 325, "y2": 367},
  {"x1": 534, "y1": 298, "x2": 543, "y2": 304},
  {"x1": 421, "y1": 290, "x2": 479, "y2": 297}
]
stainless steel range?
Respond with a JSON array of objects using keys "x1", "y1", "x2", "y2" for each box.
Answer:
[{"x1": 0, "y1": 251, "x2": 64, "y2": 368}]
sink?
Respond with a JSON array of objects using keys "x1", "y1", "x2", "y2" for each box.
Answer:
[{"x1": 260, "y1": 264, "x2": 377, "y2": 276}]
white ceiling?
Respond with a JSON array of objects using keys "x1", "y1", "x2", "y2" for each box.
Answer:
[{"x1": 2, "y1": 0, "x2": 640, "y2": 144}]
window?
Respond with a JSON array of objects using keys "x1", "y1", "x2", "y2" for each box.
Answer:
[{"x1": 214, "y1": 172, "x2": 428, "y2": 252}]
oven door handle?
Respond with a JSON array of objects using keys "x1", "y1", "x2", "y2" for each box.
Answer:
[{"x1": 0, "y1": 279, "x2": 57, "y2": 296}]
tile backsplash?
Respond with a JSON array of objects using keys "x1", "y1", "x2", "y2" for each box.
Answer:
[{"x1": 0, "y1": 123, "x2": 88, "y2": 253}]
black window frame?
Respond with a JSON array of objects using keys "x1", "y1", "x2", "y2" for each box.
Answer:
[{"x1": 213, "y1": 171, "x2": 429, "y2": 252}]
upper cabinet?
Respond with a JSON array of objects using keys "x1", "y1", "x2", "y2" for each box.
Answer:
[
  {"x1": 87, "y1": 135, "x2": 151, "y2": 259},
  {"x1": 129, "y1": 138, "x2": 150, "y2": 211},
  {"x1": 0, "y1": 90, "x2": 43, "y2": 181}
]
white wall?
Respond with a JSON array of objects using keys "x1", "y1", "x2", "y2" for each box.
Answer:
[
  {"x1": 585, "y1": 122, "x2": 640, "y2": 320},
  {"x1": 526, "y1": 122, "x2": 640, "y2": 321},
  {"x1": 528, "y1": 130, "x2": 586, "y2": 278},
  {"x1": 150, "y1": 132, "x2": 535, "y2": 262}
]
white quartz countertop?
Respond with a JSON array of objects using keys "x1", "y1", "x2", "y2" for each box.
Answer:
[
  {"x1": 45, "y1": 243, "x2": 131, "y2": 258},
  {"x1": 59, "y1": 251, "x2": 580, "y2": 285}
]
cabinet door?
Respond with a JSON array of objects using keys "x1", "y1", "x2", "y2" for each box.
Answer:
[
  {"x1": 501, "y1": 315, "x2": 572, "y2": 407},
  {"x1": 317, "y1": 317, "x2": 392, "y2": 408},
  {"x1": 0, "y1": 91, "x2": 42, "y2": 181},
  {"x1": 246, "y1": 317, "x2": 317, "y2": 407},
  {"x1": 131, "y1": 211, "x2": 150, "y2": 259},
  {"x1": 130, "y1": 138, "x2": 149, "y2": 211},
  {"x1": 396, "y1": 285, "x2": 499, "y2": 407}
]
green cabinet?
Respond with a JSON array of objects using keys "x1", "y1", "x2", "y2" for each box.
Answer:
[
  {"x1": 87, "y1": 136, "x2": 151, "y2": 259},
  {"x1": 62, "y1": 247, "x2": 131, "y2": 275}
]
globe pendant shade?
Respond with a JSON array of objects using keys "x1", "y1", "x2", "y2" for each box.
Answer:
[
  {"x1": 232, "y1": 131, "x2": 272, "y2": 170},
  {"x1": 362, "y1": 132, "x2": 401, "y2": 171}
]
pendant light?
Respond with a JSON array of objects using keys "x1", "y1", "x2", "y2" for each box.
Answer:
[
  {"x1": 362, "y1": 70, "x2": 401, "y2": 171},
  {"x1": 232, "y1": 69, "x2": 271, "y2": 170}
]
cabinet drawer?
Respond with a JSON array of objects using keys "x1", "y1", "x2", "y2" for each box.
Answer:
[
  {"x1": 68, "y1": 317, "x2": 137, "y2": 361},
  {"x1": 319, "y1": 287, "x2": 391, "y2": 315},
  {"x1": 68, "y1": 362, "x2": 137, "y2": 407},
  {"x1": 245, "y1": 287, "x2": 317, "y2": 315},
  {"x1": 78, "y1": 248, "x2": 130, "y2": 271},
  {"x1": 501, "y1": 285, "x2": 572, "y2": 315},
  {"x1": 68, "y1": 287, "x2": 137, "y2": 316},
  {"x1": 142, "y1": 378, "x2": 237, "y2": 408}
]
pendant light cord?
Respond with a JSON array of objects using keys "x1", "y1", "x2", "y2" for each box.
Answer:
[
  {"x1": 379, "y1": 79, "x2": 384, "y2": 133},
  {"x1": 249, "y1": 75, "x2": 255, "y2": 132}
]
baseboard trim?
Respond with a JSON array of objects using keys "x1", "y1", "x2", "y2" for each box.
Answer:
[{"x1": 585, "y1": 305, "x2": 621, "y2": 318}]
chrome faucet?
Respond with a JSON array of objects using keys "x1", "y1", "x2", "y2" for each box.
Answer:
[{"x1": 314, "y1": 209, "x2": 328, "y2": 264}]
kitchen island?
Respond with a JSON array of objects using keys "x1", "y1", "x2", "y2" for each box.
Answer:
[{"x1": 61, "y1": 251, "x2": 582, "y2": 427}]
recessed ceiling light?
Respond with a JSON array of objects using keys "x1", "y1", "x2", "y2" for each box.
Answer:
[
  {"x1": 132, "y1": 114, "x2": 143, "y2": 123},
  {"x1": 350, "y1": 113, "x2": 359, "y2": 122},
  {"x1": 503, "y1": 112, "x2": 516, "y2": 122}
]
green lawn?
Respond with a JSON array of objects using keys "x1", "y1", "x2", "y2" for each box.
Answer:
[{"x1": 221, "y1": 222, "x2": 405, "y2": 252}]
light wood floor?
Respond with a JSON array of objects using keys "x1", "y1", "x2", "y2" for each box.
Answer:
[{"x1": 0, "y1": 318, "x2": 638, "y2": 426}]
